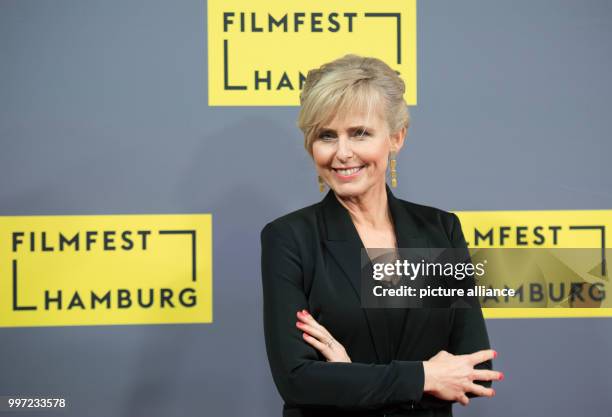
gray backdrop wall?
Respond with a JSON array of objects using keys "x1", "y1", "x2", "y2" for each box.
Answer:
[{"x1": 1, "y1": 0, "x2": 611, "y2": 416}]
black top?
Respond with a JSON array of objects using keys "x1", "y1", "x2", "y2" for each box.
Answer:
[
  {"x1": 260, "y1": 185, "x2": 492, "y2": 417},
  {"x1": 368, "y1": 249, "x2": 408, "y2": 360},
  {"x1": 383, "y1": 306, "x2": 407, "y2": 359}
]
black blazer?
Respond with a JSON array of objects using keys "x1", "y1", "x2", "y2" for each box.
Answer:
[{"x1": 261, "y1": 185, "x2": 492, "y2": 417}]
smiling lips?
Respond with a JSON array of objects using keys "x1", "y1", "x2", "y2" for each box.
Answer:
[{"x1": 332, "y1": 165, "x2": 365, "y2": 180}]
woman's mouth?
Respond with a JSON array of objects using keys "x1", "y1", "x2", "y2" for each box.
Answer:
[{"x1": 332, "y1": 165, "x2": 366, "y2": 180}]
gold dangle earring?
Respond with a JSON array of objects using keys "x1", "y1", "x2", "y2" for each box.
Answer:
[
  {"x1": 389, "y1": 151, "x2": 398, "y2": 188},
  {"x1": 318, "y1": 175, "x2": 326, "y2": 192}
]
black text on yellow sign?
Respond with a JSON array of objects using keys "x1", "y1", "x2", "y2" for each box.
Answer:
[
  {"x1": 0, "y1": 214, "x2": 212, "y2": 327},
  {"x1": 208, "y1": 0, "x2": 417, "y2": 106},
  {"x1": 456, "y1": 210, "x2": 611, "y2": 319}
]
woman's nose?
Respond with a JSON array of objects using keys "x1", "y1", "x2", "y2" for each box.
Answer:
[{"x1": 336, "y1": 137, "x2": 354, "y2": 160}]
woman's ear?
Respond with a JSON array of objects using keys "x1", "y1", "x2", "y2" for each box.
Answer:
[{"x1": 390, "y1": 126, "x2": 407, "y2": 152}]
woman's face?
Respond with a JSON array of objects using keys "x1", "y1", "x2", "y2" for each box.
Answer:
[{"x1": 312, "y1": 105, "x2": 405, "y2": 198}]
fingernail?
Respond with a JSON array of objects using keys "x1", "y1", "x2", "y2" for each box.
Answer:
[
  {"x1": 493, "y1": 350, "x2": 498, "y2": 359},
  {"x1": 296, "y1": 321, "x2": 302, "y2": 327},
  {"x1": 499, "y1": 372, "x2": 504, "y2": 381},
  {"x1": 492, "y1": 389, "x2": 496, "y2": 397},
  {"x1": 303, "y1": 309, "x2": 309, "y2": 315}
]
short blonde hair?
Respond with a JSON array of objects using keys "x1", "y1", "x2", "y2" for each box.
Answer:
[{"x1": 297, "y1": 54, "x2": 410, "y2": 157}]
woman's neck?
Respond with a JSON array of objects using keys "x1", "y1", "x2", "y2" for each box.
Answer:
[{"x1": 334, "y1": 181, "x2": 391, "y2": 229}]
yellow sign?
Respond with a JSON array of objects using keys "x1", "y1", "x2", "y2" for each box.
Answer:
[
  {"x1": 456, "y1": 210, "x2": 611, "y2": 319},
  {"x1": 0, "y1": 214, "x2": 212, "y2": 327},
  {"x1": 207, "y1": 0, "x2": 417, "y2": 106}
]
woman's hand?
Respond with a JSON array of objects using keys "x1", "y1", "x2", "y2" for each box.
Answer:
[
  {"x1": 423, "y1": 349, "x2": 503, "y2": 406},
  {"x1": 296, "y1": 309, "x2": 352, "y2": 363}
]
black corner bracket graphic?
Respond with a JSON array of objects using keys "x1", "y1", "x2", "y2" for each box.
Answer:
[
  {"x1": 363, "y1": 13, "x2": 402, "y2": 65},
  {"x1": 158, "y1": 230, "x2": 198, "y2": 282},
  {"x1": 568, "y1": 225, "x2": 607, "y2": 277}
]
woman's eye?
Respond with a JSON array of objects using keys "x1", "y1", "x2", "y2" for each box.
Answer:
[
  {"x1": 318, "y1": 133, "x2": 336, "y2": 141},
  {"x1": 353, "y1": 130, "x2": 370, "y2": 138}
]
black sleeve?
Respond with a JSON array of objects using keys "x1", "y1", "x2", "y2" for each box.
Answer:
[
  {"x1": 261, "y1": 221, "x2": 425, "y2": 410},
  {"x1": 447, "y1": 213, "x2": 494, "y2": 393}
]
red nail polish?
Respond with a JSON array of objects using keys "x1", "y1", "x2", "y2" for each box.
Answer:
[
  {"x1": 499, "y1": 372, "x2": 504, "y2": 381},
  {"x1": 493, "y1": 350, "x2": 498, "y2": 359}
]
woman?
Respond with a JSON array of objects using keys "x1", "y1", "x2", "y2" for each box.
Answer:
[{"x1": 261, "y1": 55, "x2": 503, "y2": 417}]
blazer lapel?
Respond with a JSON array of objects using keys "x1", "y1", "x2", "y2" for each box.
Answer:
[
  {"x1": 320, "y1": 189, "x2": 389, "y2": 362},
  {"x1": 320, "y1": 185, "x2": 432, "y2": 362}
]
